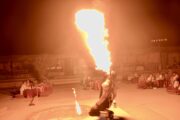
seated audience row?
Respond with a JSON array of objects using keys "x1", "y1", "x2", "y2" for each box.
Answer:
[
  {"x1": 135, "y1": 71, "x2": 180, "y2": 95},
  {"x1": 11, "y1": 79, "x2": 53, "y2": 98}
]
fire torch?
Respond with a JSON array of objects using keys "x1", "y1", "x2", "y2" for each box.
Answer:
[{"x1": 72, "y1": 88, "x2": 82, "y2": 115}]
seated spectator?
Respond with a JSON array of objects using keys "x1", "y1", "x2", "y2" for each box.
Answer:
[
  {"x1": 169, "y1": 72, "x2": 178, "y2": 88},
  {"x1": 164, "y1": 73, "x2": 170, "y2": 88},
  {"x1": 127, "y1": 74, "x2": 134, "y2": 83},
  {"x1": 36, "y1": 81, "x2": 52, "y2": 96},
  {"x1": 146, "y1": 74, "x2": 154, "y2": 88},
  {"x1": 177, "y1": 86, "x2": 180, "y2": 95},
  {"x1": 152, "y1": 73, "x2": 159, "y2": 89},
  {"x1": 20, "y1": 80, "x2": 32, "y2": 96},
  {"x1": 172, "y1": 73, "x2": 179, "y2": 90},
  {"x1": 94, "y1": 79, "x2": 101, "y2": 90},
  {"x1": 153, "y1": 73, "x2": 160, "y2": 88},
  {"x1": 82, "y1": 75, "x2": 91, "y2": 90},
  {"x1": 167, "y1": 72, "x2": 180, "y2": 94},
  {"x1": 138, "y1": 74, "x2": 147, "y2": 89},
  {"x1": 156, "y1": 72, "x2": 165, "y2": 88},
  {"x1": 89, "y1": 78, "x2": 95, "y2": 89},
  {"x1": 173, "y1": 80, "x2": 179, "y2": 90},
  {"x1": 132, "y1": 73, "x2": 139, "y2": 83}
]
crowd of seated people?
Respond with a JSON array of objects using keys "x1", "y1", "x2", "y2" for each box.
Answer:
[
  {"x1": 132, "y1": 71, "x2": 180, "y2": 95},
  {"x1": 81, "y1": 71, "x2": 119, "y2": 91},
  {"x1": 137, "y1": 72, "x2": 164, "y2": 89},
  {"x1": 126, "y1": 73, "x2": 139, "y2": 83},
  {"x1": 166, "y1": 72, "x2": 180, "y2": 94},
  {"x1": 81, "y1": 75, "x2": 102, "y2": 90},
  {"x1": 11, "y1": 79, "x2": 53, "y2": 98},
  {"x1": 20, "y1": 79, "x2": 38, "y2": 98}
]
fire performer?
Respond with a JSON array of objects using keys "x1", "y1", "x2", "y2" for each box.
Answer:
[
  {"x1": 89, "y1": 72, "x2": 117, "y2": 117},
  {"x1": 75, "y1": 9, "x2": 116, "y2": 117}
]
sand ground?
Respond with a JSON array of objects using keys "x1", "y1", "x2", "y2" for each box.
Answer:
[{"x1": 0, "y1": 82, "x2": 179, "y2": 120}]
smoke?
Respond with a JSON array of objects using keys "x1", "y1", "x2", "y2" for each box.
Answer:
[{"x1": 92, "y1": 0, "x2": 106, "y2": 10}]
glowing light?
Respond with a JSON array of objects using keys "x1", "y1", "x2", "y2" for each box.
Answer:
[
  {"x1": 72, "y1": 88, "x2": 82, "y2": 115},
  {"x1": 75, "y1": 100, "x2": 82, "y2": 115},
  {"x1": 75, "y1": 9, "x2": 112, "y2": 74}
]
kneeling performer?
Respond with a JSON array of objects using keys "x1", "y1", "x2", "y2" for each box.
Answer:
[{"x1": 89, "y1": 73, "x2": 117, "y2": 116}]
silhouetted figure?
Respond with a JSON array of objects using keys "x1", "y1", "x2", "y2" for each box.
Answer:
[{"x1": 89, "y1": 74, "x2": 116, "y2": 118}]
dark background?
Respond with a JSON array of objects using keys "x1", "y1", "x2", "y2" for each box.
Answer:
[{"x1": 0, "y1": 0, "x2": 180, "y2": 55}]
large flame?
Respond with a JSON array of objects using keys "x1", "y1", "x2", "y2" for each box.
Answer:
[{"x1": 75, "y1": 9, "x2": 112, "y2": 74}]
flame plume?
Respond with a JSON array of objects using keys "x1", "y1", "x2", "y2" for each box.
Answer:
[{"x1": 75, "y1": 9, "x2": 112, "y2": 74}]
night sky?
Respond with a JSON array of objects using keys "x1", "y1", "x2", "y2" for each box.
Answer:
[{"x1": 0, "y1": 0, "x2": 180, "y2": 55}]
